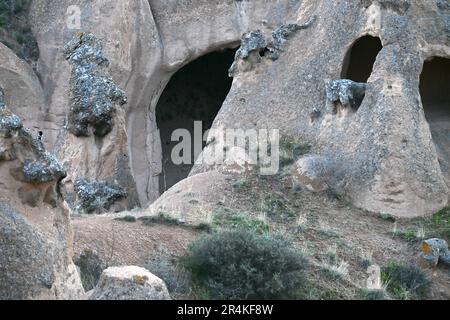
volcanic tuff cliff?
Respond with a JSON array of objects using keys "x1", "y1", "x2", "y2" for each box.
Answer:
[{"x1": 0, "y1": 0, "x2": 450, "y2": 299}]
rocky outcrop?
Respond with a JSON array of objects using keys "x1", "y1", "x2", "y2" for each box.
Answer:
[
  {"x1": 0, "y1": 43, "x2": 47, "y2": 142},
  {"x1": 0, "y1": 88, "x2": 84, "y2": 299},
  {"x1": 24, "y1": 0, "x2": 450, "y2": 218},
  {"x1": 89, "y1": 266, "x2": 171, "y2": 300}
]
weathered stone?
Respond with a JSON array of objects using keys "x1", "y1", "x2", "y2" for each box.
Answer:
[
  {"x1": 229, "y1": 30, "x2": 267, "y2": 77},
  {"x1": 420, "y1": 238, "x2": 450, "y2": 267},
  {"x1": 90, "y1": 266, "x2": 171, "y2": 300},
  {"x1": 74, "y1": 178, "x2": 127, "y2": 214},
  {"x1": 64, "y1": 33, "x2": 127, "y2": 138},
  {"x1": 325, "y1": 79, "x2": 367, "y2": 112}
]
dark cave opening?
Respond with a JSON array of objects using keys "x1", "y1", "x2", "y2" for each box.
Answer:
[
  {"x1": 341, "y1": 35, "x2": 383, "y2": 83},
  {"x1": 420, "y1": 56, "x2": 450, "y2": 185},
  {"x1": 156, "y1": 48, "x2": 237, "y2": 194}
]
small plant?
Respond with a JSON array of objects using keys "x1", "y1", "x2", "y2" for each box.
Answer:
[
  {"x1": 213, "y1": 206, "x2": 270, "y2": 234},
  {"x1": 380, "y1": 213, "x2": 396, "y2": 222},
  {"x1": 359, "y1": 250, "x2": 373, "y2": 269},
  {"x1": 326, "y1": 245, "x2": 338, "y2": 265},
  {"x1": 231, "y1": 179, "x2": 250, "y2": 191},
  {"x1": 146, "y1": 259, "x2": 191, "y2": 298},
  {"x1": 263, "y1": 194, "x2": 297, "y2": 221},
  {"x1": 183, "y1": 229, "x2": 309, "y2": 300},
  {"x1": 381, "y1": 261, "x2": 430, "y2": 300},
  {"x1": 139, "y1": 212, "x2": 183, "y2": 226},
  {"x1": 114, "y1": 215, "x2": 137, "y2": 223},
  {"x1": 321, "y1": 260, "x2": 349, "y2": 281},
  {"x1": 279, "y1": 137, "x2": 311, "y2": 167},
  {"x1": 361, "y1": 289, "x2": 386, "y2": 300}
]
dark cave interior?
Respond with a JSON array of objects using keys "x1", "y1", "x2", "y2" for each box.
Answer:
[{"x1": 156, "y1": 48, "x2": 237, "y2": 194}]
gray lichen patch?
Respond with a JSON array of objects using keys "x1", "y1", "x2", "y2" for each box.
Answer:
[
  {"x1": 229, "y1": 16, "x2": 316, "y2": 76},
  {"x1": 74, "y1": 178, "x2": 127, "y2": 214},
  {"x1": 325, "y1": 79, "x2": 367, "y2": 113},
  {"x1": 63, "y1": 33, "x2": 127, "y2": 138}
]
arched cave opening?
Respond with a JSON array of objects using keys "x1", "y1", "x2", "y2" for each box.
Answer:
[
  {"x1": 156, "y1": 48, "x2": 237, "y2": 194},
  {"x1": 341, "y1": 35, "x2": 383, "y2": 83},
  {"x1": 420, "y1": 56, "x2": 450, "y2": 185}
]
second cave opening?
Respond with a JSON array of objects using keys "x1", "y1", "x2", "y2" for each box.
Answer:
[
  {"x1": 420, "y1": 56, "x2": 450, "y2": 186},
  {"x1": 156, "y1": 48, "x2": 237, "y2": 194}
]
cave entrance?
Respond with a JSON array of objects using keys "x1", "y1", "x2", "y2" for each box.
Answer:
[
  {"x1": 156, "y1": 48, "x2": 237, "y2": 194},
  {"x1": 420, "y1": 56, "x2": 450, "y2": 185},
  {"x1": 341, "y1": 35, "x2": 383, "y2": 83}
]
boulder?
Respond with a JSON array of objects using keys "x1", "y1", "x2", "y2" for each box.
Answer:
[
  {"x1": 420, "y1": 238, "x2": 450, "y2": 267},
  {"x1": 90, "y1": 266, "x2": 171, "y2": 300}
]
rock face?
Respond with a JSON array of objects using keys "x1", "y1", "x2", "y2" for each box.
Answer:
[
  {"x1": 17, "y1": 0, "x2": 450, "y2": 219},
  {"x1": 90, "y1": 266, "x2": 171, "y2": 300},
  {"x1": 0, "y1": 89, "x2": 84, "y2": 299}
]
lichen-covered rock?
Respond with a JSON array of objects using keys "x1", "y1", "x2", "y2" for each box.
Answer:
[
  {"x1": 89, "y1": 266, "x2": 171, "y2": 300},
  {"x1": 74, "y1": 178, "x2": 127, "y2": 214},
  {"x1": 228, "y1": 30, "x2": 267, "y2": 77},
  {"x1": 64, "y1": 33, "x2": 127, "y2": 138},
  {"x1": 0, "y1": 87, "x2": 83, "y2": 299},
  {"x1": 420, "y1": 238, "x2": 450, "y2": 267},
  {"x1": 325, "y1": 79, "x2": 367, "y2": 112},
  {"x1": 229, "y1": 17, "x2": 316, "y2": 76},
  {"x1": 0, "y1": 88, "x2": 66, "y2": 205}
]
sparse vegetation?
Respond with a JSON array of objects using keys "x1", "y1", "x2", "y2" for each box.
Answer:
[
  {"x1": 114, "y1": 215, "x2": 137, "y2": 223},
  {"x1": 361, "y1": 289, "x2": 386, "y2": 300},
  {"x1": 263, "y1": 194, "x2": 297, "y2": 221},
  {"x1": 212, "y1": 206, "x2": 270, "y2": 234},
  {"x1": 279, "y1": 137, "x2": 311, "y2": 167},
  {"x1": 381, "y1": 261, "x2": 430, "y2": 300},
  {"x1": 139, "y1": 213, "x2": 184, "y2": 227},
  {"x1": 146, "y1": 259, "x2": 191, "y2": 298},
  {"x1": 182, "y1": 229, "x2": 309, "y2": 300},
  {"x1": 74, "y1": 249, "x2": 106, "y2": 291},
  {"x1": 321, "y1": 260, "x2": 349, "y2": 281}
]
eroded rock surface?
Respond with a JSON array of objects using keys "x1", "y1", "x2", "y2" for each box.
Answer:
[
  {"x1": 90, "y1": 266, "x2": 171, "y2": 300},
  {"x1": 0, "y1": 88, "x2": 83, "y2": 299}
]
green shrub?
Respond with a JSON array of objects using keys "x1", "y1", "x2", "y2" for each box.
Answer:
[
  {"x1": 139, "y1": 212, "x2": 182, "y2": 226},
  {"x1": 263, "y1": 194, "x2": 297, "y2": 221},
  {"x1": 361, "y1": 289, "x2": 386, "y2": 300},
  {"x1": 381, "y1": 261, "x2": 430, "y2": 300},
  {"x1": 183, "y1": 229, "x2": 309, "y2": 300},
  {"x1": 114, "y1": 215, "x2": 137, "y2": 223},
  {"x1": 146, "y1": 259, "x2": 190, "y2": 298}
]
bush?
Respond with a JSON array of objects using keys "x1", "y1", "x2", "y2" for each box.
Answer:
[
  {"x1": 381, "y1": 261, "x2": 430, "y2": 300},
  {"x1": 183, "y1": 229, "x2": 309, "y2": 300},
  {"x1": 146, "y1": 259, "x2": 191, "y2": 298}
]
